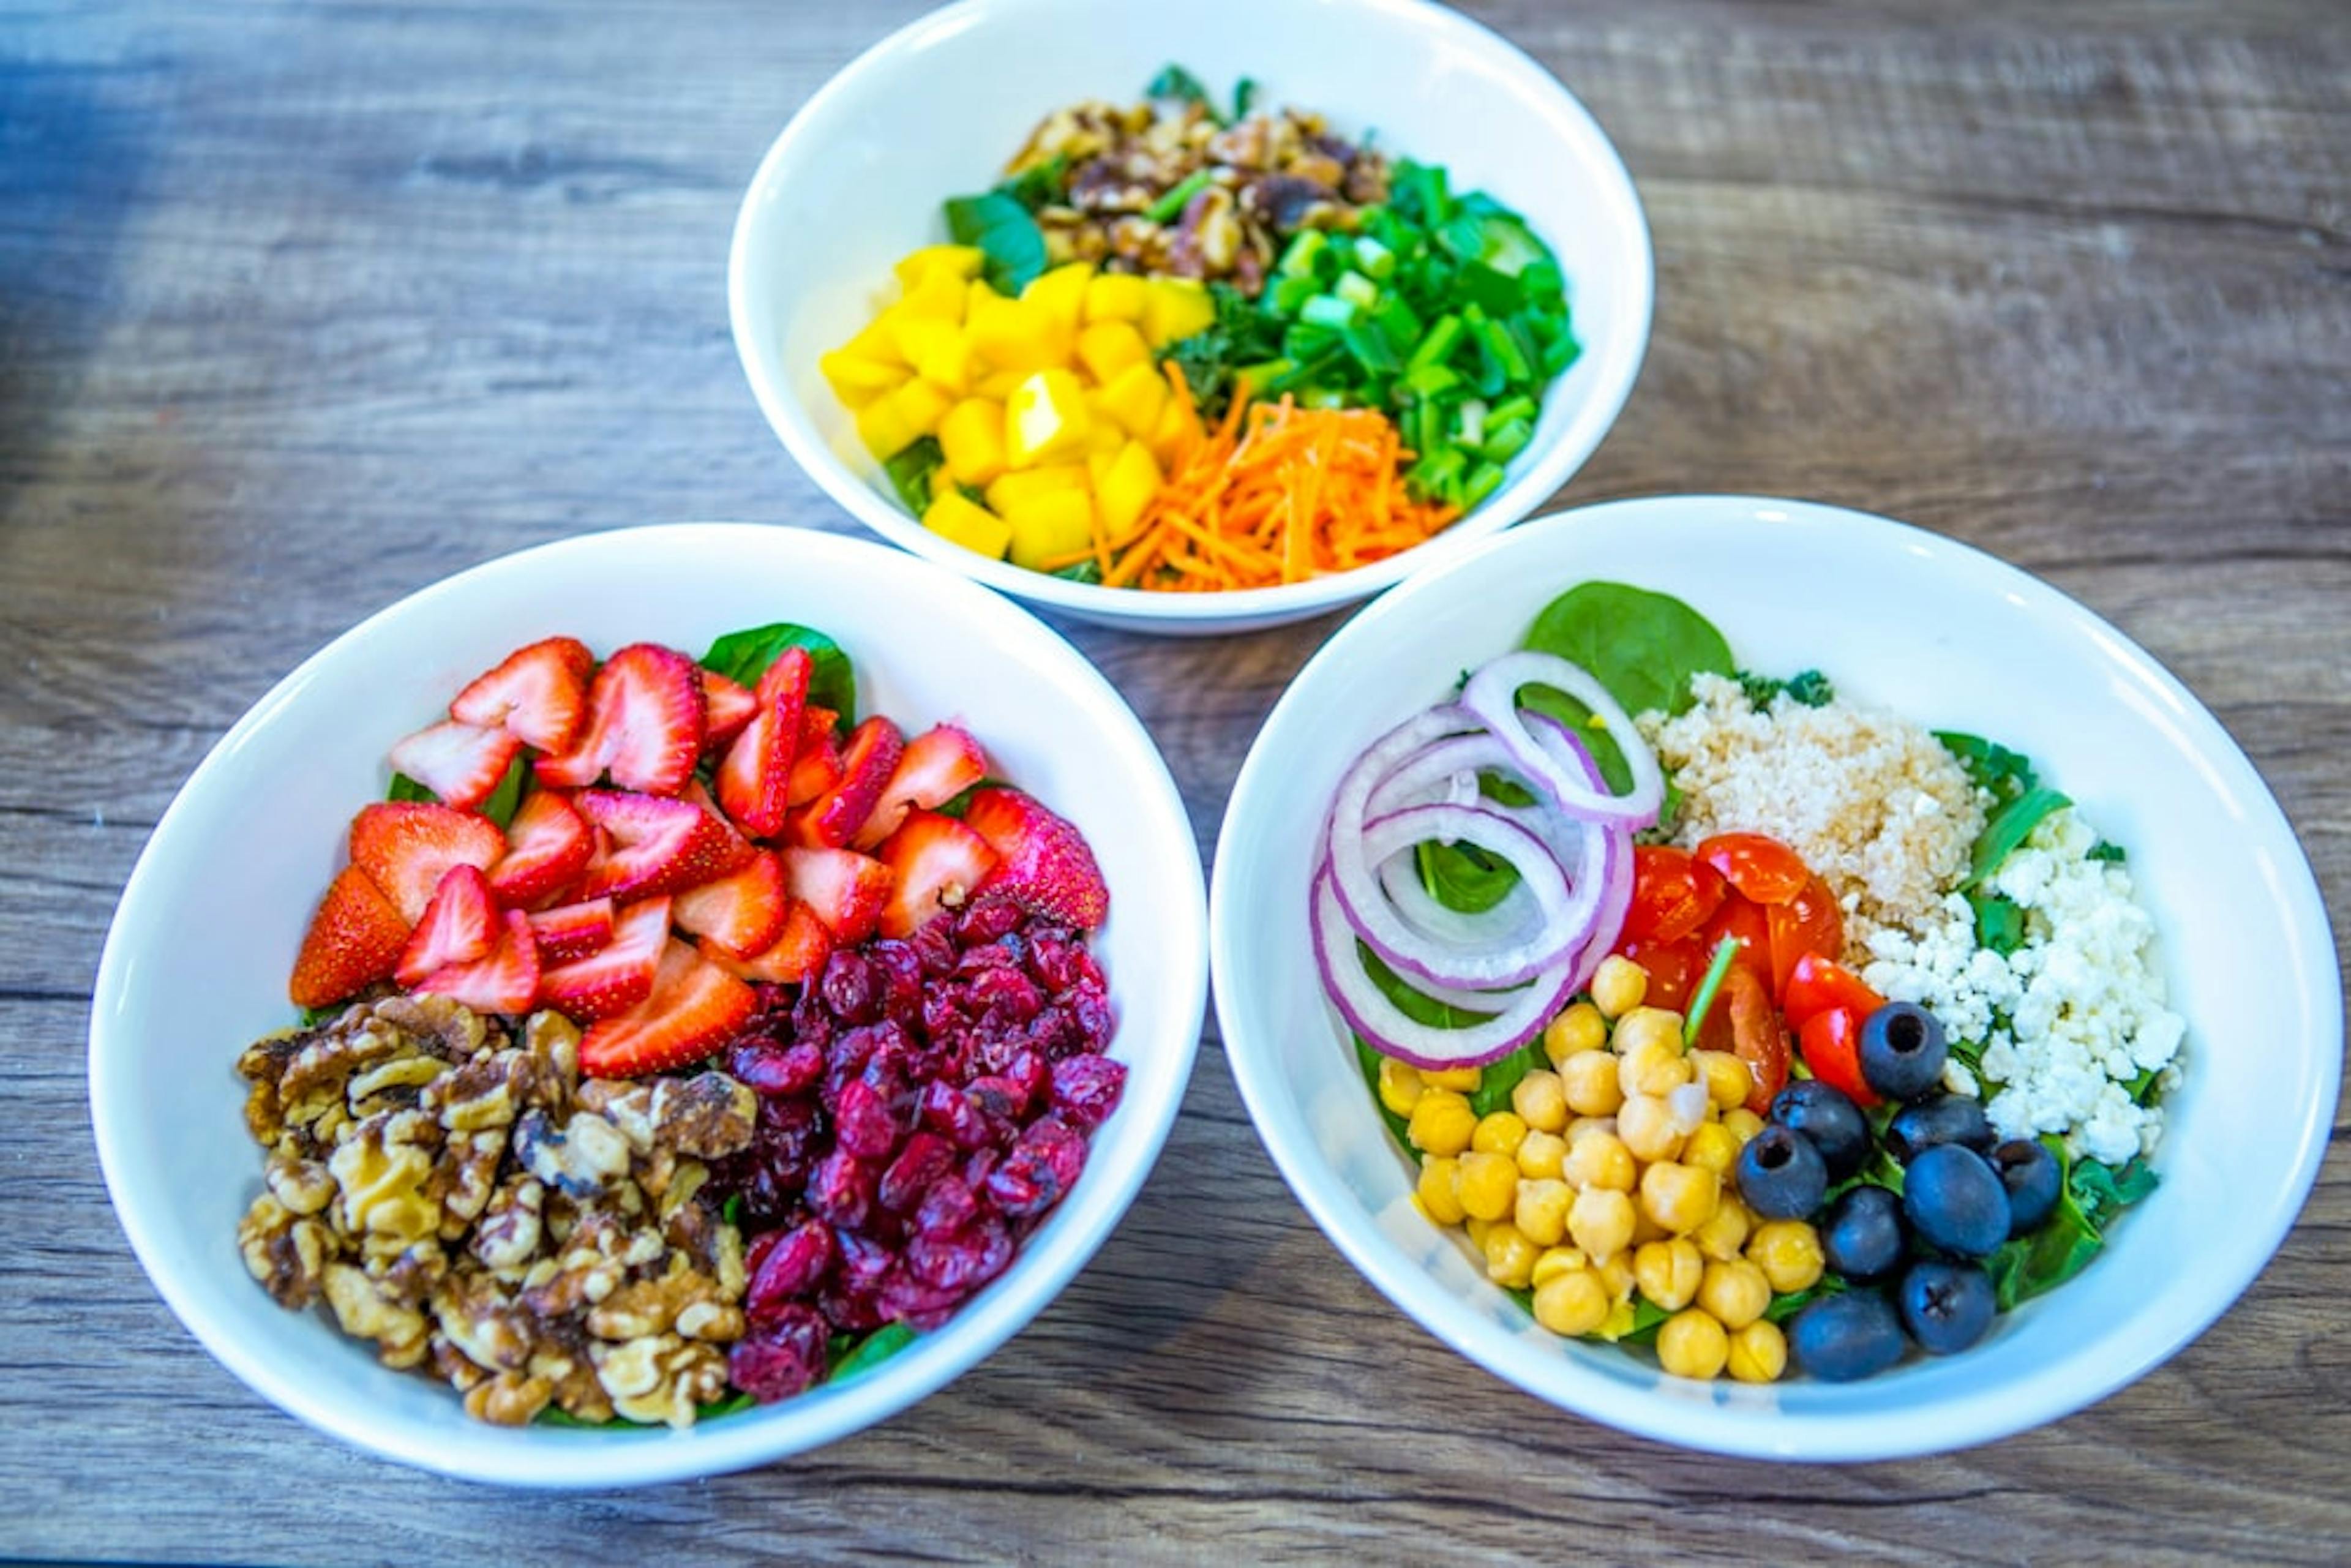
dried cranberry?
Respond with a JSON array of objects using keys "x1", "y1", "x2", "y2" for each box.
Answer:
[
  {"x1": 834, "y1": 1078, "x2": 900, "y2": 1161},
  {"x1": 820, "y1": 948, "x2": 881, "y2": 1024},
  {"x1": 730, "y1": 1039, "x2": 823, "y2": 1097},
  {"x1": 969, "y1": 965, "x2": 1044, "y2": 1026},
  {"x1": 1021, "y1": 1117, "x2": 1088, "y2": 1190},
  {"x1": 806, "y1": 1149, "x2": 874, "y2": 1229},
  {"x1": 729, "y1": 1304, "x2": 829, "y2": 1402},
  {"x1": 956, "y1": 897, "x2": 1023, "y2": 947},
  {"x1": 833, "y1": 1226, "x2": 894, "y2": 1288},
  {"x1": 909, "y1": 920, "x2": 959, "y2": 977},
  {"x1": 1023, "y1": 1003, "x2": 1083, "y2": 1057},
  {"x1": 920, "y1": 988, "x2": 968, "y2": 1041},
  {"x1": 879, "y1": 1132, "x2": 955, "y2": 1213},
  {"x1": 988, "y1": 1119, "x2": 1085, "y2": 1218},
  {"x1": 907, "y1": 1215, "x2": 1013, "y2": 1292},
  {"x1": 819, "y1": 1283, "x2": 883, "y2": 1335},
  {"x1": 1068, "y1": 981, "x2": 1114, "y2": 1051},
  {"x1": 877, "y1": 1266, "x2": 966, "y2": 1331},
  {"x1": 1004, "y1": 1048, "x2": 1051, "y2": 1106},
  {"x1": 1049, "y1": 1054, "x2": 1127, "y2": 1130},
  {"x1": 747, "y1": 1219, "x2": 834, "y2": 1318},
  {"x1": 913, "y1": 1174, "x2": 980, "y2": 1237},
  {"x1": 788, "y1": 988, "x2": 835, "y2": 1052},
  {"x1": 966, "y1": 1075, "x2": 1027, "y2": 1123},
  {"x1": 868, "y1": 938, "x2": 926, "y2": 1022},
  {"x1": 963, "y1": 1147, "x2": 999, "y2": 1190}
]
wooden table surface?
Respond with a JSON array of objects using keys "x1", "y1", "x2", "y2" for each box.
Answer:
[{"x1": 6, "y1": 1, "x2": 2347, "y2": 1561}]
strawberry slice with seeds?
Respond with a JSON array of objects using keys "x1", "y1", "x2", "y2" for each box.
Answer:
[
  {"x1": 699, "y1": 898, "x2": 833, "y2": 985},
  {"x1": 348, "y1": 801, "x2": 507, "y2": 925},
  {"x1": 385, "y1": 719, "x2": 522, "y2": 812},
  {"x1": 579, "y1": 939, "x2": 756, "y2": 1078},
  {"x1": 574, "y1": 789, "x2": 752, "y2": 901},
  {"x1": 781, "y1": 846, "x2": 892, "y2": 944},
  {"x1": 786, "y1": 715, "x2": 904, "y2": 849},
  {"x1": 538, "y1": 896, "x2": 669, "y2": 1021},
  {"x1": 450, "y1": 636, "x2": 594, "y2": 753},
  {"x1": 289, "y1": 865, "x2": 412, "y2": 1008},
  {"x1": 699, "y1": 669, "x2": 760, "y2": 751},
  {"x1": 962, "y1": 787, "x2": 1109, "y2": 930},
  {"x1": 716, "y1": 648, "x2": 811, "y2": 839},
  {"x1": 535, "y1": 643, "x2": 705, "y2": 797},
  {"x1": 786, "y1": 707, "x2": 844, "y2": 807},
  {"x1": 487, "y1": 789, "x2": 593, "y2": 906},
  {"x1": 395, "y1": 863, "x2": 497, "y2": 986},
  {"x1": 877, "y1": 811, "x2": 999, "y2": 939},
  {"x1": 684, "y1": 778, "x2": 755, "y2": 862},
  {"x1": 527, "y1": 896, "x2": 615, "y2": 963},
  {"x1": 415, "y1": 909, "x2": 541, "y2": 1015},
  {"x1": 673, "y1": 849, "x2": 790, "y2": 959},
  {"x1": 852, "y1": 723, "x2": 990, "y2": 850}
]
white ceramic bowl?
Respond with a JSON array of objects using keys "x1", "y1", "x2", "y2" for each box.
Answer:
[
  {"x1": 90, "y1": 523, "x2": 1208, "y2": 1488},
  {"x1": 729, "y1": 0, "x2": 1652, "y2": 636},
  {"x1": 1212, "y1": 495, "x2": 2341, "y2": 1460}
]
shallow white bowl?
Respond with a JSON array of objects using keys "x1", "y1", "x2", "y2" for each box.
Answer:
[
  {"x1": 729, "y1": 0, "x2": 1652, "y2": 636},
  {"x1": 1212, "y1": 495, "x2": 2341, "y2": 1460},
  {"x1": 90, "y1": 523, "x2": 1208, "y2": 1488}
]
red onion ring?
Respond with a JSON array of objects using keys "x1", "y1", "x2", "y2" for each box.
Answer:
[{"x1": 1459, "y1": 651, "x2": 1663, "y2": 828}]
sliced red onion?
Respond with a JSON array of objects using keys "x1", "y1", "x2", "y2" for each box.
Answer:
[
  {"x1": 1331, "y1": 804, "x2": 1590, "y2": 988},
  {"x1": 1460, "y1": 651, "x2": 1663, "y2": 828}
]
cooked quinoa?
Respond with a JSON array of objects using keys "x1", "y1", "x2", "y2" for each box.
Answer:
[{"x1": 1637, "y1": 673, "x2": 1985, "y2": 954}]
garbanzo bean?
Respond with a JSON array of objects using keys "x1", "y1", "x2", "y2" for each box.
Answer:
[
  {"x1": 1633, "y1": 1237, "x2": 1704, "y2": 1311},
  {"x1": 1657, "y1": 1309, "x2": 1730, "y2": 1380},
  {"x1": 1543, "y1": 1002, "x2": 1608, "y2": 1062}
]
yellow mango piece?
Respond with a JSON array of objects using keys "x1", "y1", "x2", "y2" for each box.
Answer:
[
  {"x1": 1003, "y1": 487, "x2": 1096, "y2": 571},
  {"x1": 965, "y1": 296, "x2": 1071, "y2": 374},
  {"x1": 974, "y1": 367, "x2": 1029, "y2": 400},
  {"x1": 1005, "y1": 369, "x2": 1093, "y2": 467},
  {"x1": 1086, "y1": 451, "x2": 1116, "y2": 487},
  {"x1": 819, "y1": 350, "x2": 908, "y2": 408},
  {"x1": 915, "y1": 332, "x2": 977, "y2": 397},
  {"x1": 937, "y1": 398, "x2": 1009, "y2": 487},
  {"x1": 895, "y1": 245, "x2": 985, "y2": 290},
  {"x1": 890, "y1": 378, "x2": 955, "y2": 440},
  {"x1": 923, "y1": 489, "x2": 1011, "y2": 560},
  {"x1": 1084, "y1": 272, "x2": 1150, "y2": 324},
  {"x1": 899, "y1": 264, "x2": 969, "y2": 324},
  {"x1": 856, "y1": 396, "x2": 920, "y2": 461},
  {"x1": 1085, "y1": 418, "x2": 1124, "y2": 457},
  {"x1": 1147, "y1": 391, "x2": 1204, "y2": 467},
  {"x1": 889, "y1": 314, "x2": 959, "y2": 369},
  {"x1": 1021, "y1": 262, "x2": 1097, "y2": 334},
  {"x1": 1097, "y1": 440, "x2": 1163, "y2": 541},
  {"x1": 1076, "y1": 319, "x2": 1151, "y2": 386},
  {"x1": 842, "y1": 313, "x2": 910, "y2": 369},
  {"x1": 986, "y1": 463, "x2": 1089, "y2": 515},
  {"x1": 1142, "y1": 278, "x2": 1216, "y2": 347},
  {"x1": 1095, "y1": 359, "x2": 1169, "y2": 438}
]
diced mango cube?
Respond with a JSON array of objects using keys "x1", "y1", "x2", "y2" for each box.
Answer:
[
  {"x1": 1003, "y1": 487, "x2": 1096, "y2": 571},
  {"x1": 915, "y1": 332, "x2": 977, "y2": 397},
  {"x1": 1005, "y1": 369, "x2": 1093, "y2": 467},
  {"x1": 1095, "y1": 360, "x2": 1169, "y2": 438},
  {"x1": 986, "y1": 463, "x2": 1089, "y2": 516},
  {"x1": 965, "y1": 296, "x2": 1071, "y2": 374},
  {"x1": 1141, "y1": 277, "x2": 1216, "y2": 347},
  {"x1": 923, "y1": 489, "x2": 1011, "y2": 560},
  {"x1": 1084, "y1": 272, "x2": 1150, "y2": 324},
  {"x1": 1076, "y1": 319, "x2": 1151, "y2": 385},
  {"x1": 1147, "y1": 391, "x2": 1204, "y2": 467},
  {"x1": 842, "y1": 313, "x2": 910, "y2": 369},
  {"x1": 890, "y1": 378, "x2": 955, "y2": 440},
  {"x1": 937, "y1": 398, "x2": 1009, "y2": 487},
  {"x1": 1021, "y1": 262, "x2": 1097, "y2": 334},
  {"x1": 888, "y1": 314, "x2": 960, "y2": 369},
  {"x1": 1086, "y1": 418, "x2": 1125, "y2": 456},
  {"x1": 1097, "y1": 440, "x2": 1164, "y2": 541},
  {"x1": 899, "y1": 264, "x2": 969, "y2": 324},
  {"x1": 819, "y1": 350, "x2": 908, "y2": 408},
  {"x1": 974, "y1": 368, "x2": 1029, "y2": 400},
  {"x1": 856, "y1": 397, "x2": 920, "y2": 460},
  {"x1": 895, "y1": 245, "x2": 985, "y2": 291},
  {"x1": 1087, "y1": 449, "x2": 1117, "y2": 487}
]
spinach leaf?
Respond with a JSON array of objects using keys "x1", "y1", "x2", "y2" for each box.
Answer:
[
  {"x1": 1360, "y1": 943, "x2": 1492, "y2": 1028},
  {"x1": 1738, "y1": 669, "x2": 1835, "y2": 710},
  {"x1": 1610, "y1": 1296, "x2": 1675, "y2": 1346},
  {"x1": 1415, "y1": 838, "x2": 1518, "y2": 914},
  {"x1": 880, "y1": 435, "x2": 944, "y2": 516},
  {"x1": 298, "y1": 1003, "x2": 348, "y2": 1028},
  {"x1": 930, "y1": 778, "x2": 1000, "y2": 821},
  {"x1": 2070, "y1": 1153, "x2": 2158, "y2": 1229},
  {"x1": 2124, "y1": 1064, "x2": 2163, "y2": 1105},
  {"x1": 1970, "y1": 892, "x2": 2027, "y2": 956},
  {"x1": 1523, "y1": 581, "x2": 1735, "y2": 722},
  {"x1": 1052, "y1": 559, "x2": 1104, "y2": 585},
  {"x1": 1469, "y1": 1040, "x2": 1548, "y2": 1118},
  {"x1": 1986, "y1": 1144, "x2": 2157, "y2": 1310},
  {"x1": 701, "y1": 623, "x2": 857, "y2": 727},
  {"x1": 1231, "y1": 76, "x2": 1259, "y2": 121},
  {"x1": 2087, "y1": 840, "x2": 2127, "y2": 863},
  {"x1": 1355, "y1": 1035, "x2": 1415, "y2": 1146},
  {"x1": 1146, "y1": 64, "x2": 1220, "y2": 119},
  {"x1": 996, "y1": 153, "x2": 1069, "y2": 212},
  {"x1": 1763, "y1": 1278, "x2": 1847, "y2": 1323},
  {"x1": 386, "y1": 772, "x2": 437, "y2": 804},
  {"x1": 1935, "y1": 731, "x2": 2038, "y2": 803},
  {"x1": 1160, "y1": 283, "x2": 1283, "y2": 420},
  {"x1": 944, "y1": 192, "x2": 1048, "y2": 294},
  {"x1": 1963, "y1": 786, "x2": 2071, "y2": 889},
  {"x1": 830, "y1": 1321, "x2": 917, "y2": 1381}
]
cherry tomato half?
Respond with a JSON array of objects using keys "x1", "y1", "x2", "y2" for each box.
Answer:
[
  {"x1": 1781, "y1": 951, "x2": 1886, "y2": 1035},
  {"x1": 1615, "y1": 934, "x2": 1704, "y2": 1014},
  {"x1": 1797, "y1": 1005, "x2": 1881, "y2": 1108},
  {"x1": 1698, "y1": 892, "x2": 1774, "y2": 992},
  {"x1": 1766, "y1": 874, "x2": 1845, "y2": 1002},
  {"x1": 1695, "y1": 962, "x2": 1790, "y2": 1113},
  {"x1": 1694, "y1": 832, "x2": 1812, "y2": 906},
  {"x1": 1622, "y1": 846, "x2": 1728, "y2": 948}
]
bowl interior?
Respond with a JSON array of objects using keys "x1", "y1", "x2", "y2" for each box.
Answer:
[
  {"x1": 91, "y1": 523, "x2": 1207, "y2": 1487},
  {"x1": 1213, "y1": 495, "x2": 2341, "y2": 1460},
  {"x1": 729, "y1": 0, "x2": 1651, "y2": 628}
]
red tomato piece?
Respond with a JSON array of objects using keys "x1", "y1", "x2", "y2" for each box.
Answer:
[
  {"x1": 1615, "y1": 935, "x2": 1704, "y2": 1014},
  {"x1": 1622, "y1": 846, "x2": 1728, "y2": 948},
  {"x1": 1698, "y1": 893, "x2": 1774, "y2": 992},
  {"x1": 1766, "y1": 874, "x2": 1845, "y2": 1001},
  {"x1": 1781, "y1": 951, "x2": 1887, "y2": 1035},
  {"x1": 1694, "y1": 832, "x2": 1812, "y2": 906},
  {"x1": 1798, "y1": 1005, "x2": 1881, "y2": 1108},
  {"x1": 1696, "y1": 963, "x2": 1790, "y2": 1114}
]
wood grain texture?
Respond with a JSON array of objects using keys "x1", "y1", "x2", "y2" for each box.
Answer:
[{"x1": 4, "y1": 0, "x2": 2347, "y2": 1561}]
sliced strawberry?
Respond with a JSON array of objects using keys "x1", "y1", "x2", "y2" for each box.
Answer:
[
  {"x1": 527, "y1": 896, "x2": 616, "y2": 963},
  {"x1": 877, "y1": 812, "x2": 999, "y2": 939},
  {"x1": 535, "y1": 642, "x2": 705, "y2": 797},
  {"x1": 414, "y1": 909, "x2": 541, "y2": 1015},
  {"x1": 538, "y1": 896, "x2": 670, "y2": 1021},
  {"x1": 699, "y1": 899, "x2": 833, "y2": 985},
  {"x1": 781, "y1": 846, "x2": 892, "y2": 944},
  {"x1": 487, "y1": 789, "x2": 593, "y2": 906},
  {"x1": 579, "y1": 939, "x2": 756, "y2": 1078},
  {"x1": 786, "y1": 707, "x2": 844, "y2": 807},
  {"x1": 449, "y1": 636, "x2": 594, "y2": 753},
  {"x1": 574, "y1": 789, "x2": 752, "y2": 901},
  {"x1": 684, "y1": 778, "x2": 755, "y2": 862},
  {"x1": 385, "y1": 719, "x2": 522, "y2": 812},
  {"x1": 395, "y1": 863, "x2": 497, "y2": 986},
  {"x1": 348, "y1": 801, "x2": 507, "y2": 925},
  {"x1": 716, "y1": 648, "x2": 811, "y2": 839},
  {"x1": 289, "y1": 865, "x2": 411, "y2": 1008},
  {"x1": 852, "y1": 724, "x2": 990, "y2": 850},
  {"x1": 699, "y1": 669, "x2": 760, "y2": 751},
  {"x1": 787, "y1": 716, "x2": 904, "y2": 849},
  {"x1": 672, "y1": 850, "x2": 790, "y2": 959},
  {"x1": 962, "y1": 787, "x2": 1109, "y2": 930}
]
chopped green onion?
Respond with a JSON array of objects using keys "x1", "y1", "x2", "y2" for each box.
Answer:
[
  {"x1": 1342, "y1": 321, "x2": 1402, "y2": 375},
  {"x1": 1233, "y1": 359, "x2": 1295, "y2": 399},
  {"x1": 1277, "y1": 228, "x2": 1328, "y2": 279},
  {"x1": 1299, "y1": 293, "x2": 1360, "y2": 331},
  {"x1": 1488, "y1": 394, "x2": 1538, "y2": 429},
  {"x1": 1401, "y1": 361, "x2": 1460, "y2": 399},
  {"x1": 1372, "y1": 295, "x2": 1422, "y2": 352},
  {"x1": 1299, "y1": 386, "x2": 1349, "y2": 411},
  {"x1": 1146, "y1": 168, "x2": 1216, "y2": 224},
  {"x1": 1406, "y1": 313, "x2": 1465, "y2": 373},
  {"x1": 1461, "y1": 458, "x2": 1505, "y2": 508},
  {"x1": 1456, "y1": 397, "x2": 1488, "y2": 448},
  {"x1": 1333, "y1": 270, "x2": 1379, "y2": 312},
  {"x1": 1352, "y1": 234, "x2": 1395, "y2": 280},
  {"x1": 1269, "y1": 272, "x2": 1319, "y2": 316},
  {"x1": 1479, "y1": 418, "x2": 1533, "y2": 464},
  {"x1": 1682, "y1": 936, "x2": 1742, "y2": 1048}
]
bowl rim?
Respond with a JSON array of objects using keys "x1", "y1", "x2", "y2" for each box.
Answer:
[
  {"x1": 1210, "y1": 492, "x2": 2344, "y2": 1460},
  {"x1": 725, "y1": 0, "x2": 1655, "y2": 626},
  {"x1": 89, "y1": 521, "x2": 1210, "y2": 1488}
]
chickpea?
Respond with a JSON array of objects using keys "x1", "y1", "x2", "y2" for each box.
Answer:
[
  {"x1": 1692, "y1": 1049, "x2": 1752, "y2": 1111},
  {"x1": 1639, "y1": 1160, "x2": 1722, "y2": 1235},
  {"x1": 1617, "y1": 1038, "x2": 1695, "y2": 1100},
  {"x1": 1589, "y1": 955, "x2": 1648, "y2": 1019},
  {"x1": 1471, "y1": 1110, "x2": 1529, "y2": 1159},
  {"x1": 1747, "y1": 1220, "x2": 1826, "y2": 1294},
  {"x1": 1618, "y1": 1094, "x2": 1685, "y2": 1164},
  {"x1": 1417, "y1": 1155, "x2": 1467, "y2": 1224},
  {"x1": 1558, "y1": 1049, "x2": 1624, "y2": 1117},
  {"x1": 1483, "y1": 1221, "x2": 1539, "y2": 1289},
  {"x1": 1515, "y1": 1177, "x2": 1573, "y2": 1248},
  {"x1": 1633, "y1": 1237, "x2": 1704, "y2": 1311},
  {"x1": 1532, "y1": 1267, "x2": 1611, "y2": 1337},
  {"x1": 1376, "y1": 1057, "x2": 1425, "y2": 1119},
  {"x1": 1610, "y1": 1007, "x2": 1684, "y2": 1062},
  {"x1": 1681, "y1": 1121, "x2": 1742, "y2": 1177},
  {"x1": 1657, "y1": 1309, "x2": 1731, "y2": 1381},
  {"x1": 1564, "y1": 1130, "x2": 1636, "y2": 1193},
  {"x1": 1454, "y1": 1150, "x2": 1518, "y2": 1221},
  {"x1": 1531, "y1": 1246, "x2": 1588, "y2": 1288},
  {"x1": 1510, "y1": 1069, "x2": 1569, "y2": 1134},
  {"x1": 1598, "y1": 1250, "x2": 1637, "y2": 1304},
  {"x1": 1565, "y1": 1114, "x2": 1618, "y2": 1146},
  {"x1": 1543, "y1": 1000, "x2": 1608, "y2": 1062},
  {"x1": 1727, "y1": 1318, "x2": 1788, "y2": 1384},
  {"x1": 1568, "y1": 1187, "x2": 1637, "y2": 1264},
  {"x1": 1422, "y1": 1064, "x2": 1483, "y2": 1093},
  {"x1": 1464, "y1": 1216, "x2": 1492, "y2": 1251},
  {"x1": 1692, "y1": 1195, "x2": 1752, "y2": 1262},
  {"x1": 1515, "y1": 1128, "x2": 1568, "y2": 1180},
  {"x1": 1723, "y1": 1106, "x2": 1766, "y2": 1144},
  {"x1": 1630, "y1": 1206, "x2": 1670, "y2": 1247},
  {"x1": 1407, "y1": 1089, "x2": 1477, "y2": 1157},
  {"x1": 1698, "y1": 1258, "x2": 1773, "y2": 1330}
]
